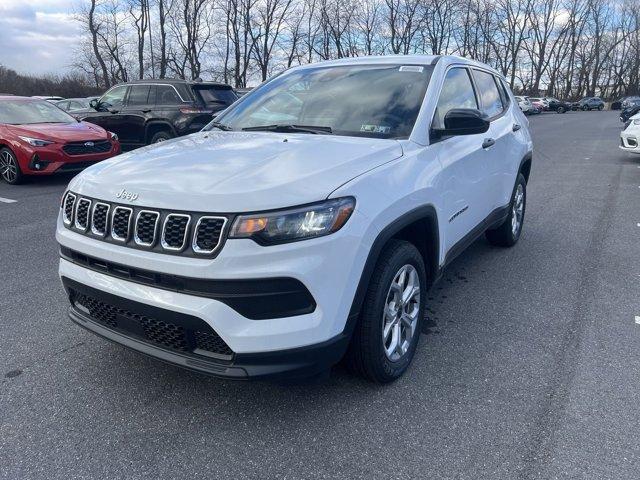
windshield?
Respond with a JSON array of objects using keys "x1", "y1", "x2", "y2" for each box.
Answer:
[
  {"x1": 0, "y1": 99, "x2": 76, "y2": 125},
  {"x1": 208, "y1": 64, "x2": 433, "y2": 139}
]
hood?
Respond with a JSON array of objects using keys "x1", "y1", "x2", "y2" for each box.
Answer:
[
  {"x1": 7, "y1": 122, "x2": 108, "y2": 142},
  {"x1": 70, "y1": 131, "x2": 403, "y2": 212}
]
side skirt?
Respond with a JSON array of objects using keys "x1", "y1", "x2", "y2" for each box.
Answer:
[{"x1": 442, "y1": 204, "x2": 510, "y2": 269}]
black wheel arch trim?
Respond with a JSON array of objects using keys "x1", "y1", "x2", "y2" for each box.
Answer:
[
  {"x1": 519, "y1": 152, "x2": 533, "y2": 182},
  {"x1": 345, "y1": 205, "x2": 440, "y2": 335}
]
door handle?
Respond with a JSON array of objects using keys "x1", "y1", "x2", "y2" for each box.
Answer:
[
  {"x1": 482, "y1": 138, "x2": 495, "y2": 149},
  {"x1": 141, "y1": 109, "x2": 151, "y2": 113},
  {"x1": 512, "y1": 123, "x2": 521, "y2": 132},
  {"x1": 108, "y1": 109, "x2": 119, "y2": 114}
]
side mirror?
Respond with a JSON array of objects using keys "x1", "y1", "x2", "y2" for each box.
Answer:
[
  {"x1": 89, "y1": 98, "x2": 99, "y2": 109},
  {"x1": 431, "y1": 108, "x2": 490, "y2": 139}
]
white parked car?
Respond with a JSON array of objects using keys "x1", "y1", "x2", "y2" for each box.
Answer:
[
  {"x1": 515, "y1": 95, "x2": 532, "y2": 113},
  {"x1": 57, "y1": 55, "x2": 533, "y2": 383},
  {"x1": 620, "y1": 112, "x2": 640, "y2": 152}
]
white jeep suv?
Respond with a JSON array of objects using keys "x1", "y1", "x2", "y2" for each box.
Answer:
[{"x1": 57, "y1": 56, "x2": 533, "y2": 383}]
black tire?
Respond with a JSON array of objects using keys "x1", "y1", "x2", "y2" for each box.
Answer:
[
  {"x1": 345, "y1": 240, "x2": 427, "y2": 383},
  {"x1": 557, "y1": 106, "x2": 565, "y2": 114},
  {"x1": 582, "y1": 105, "x2": 589, "y2": 111},
  {"x1": 0, "y1": 147, "x2": 24, "y2": 185},
  {"x1": 149, "y1": 130, "x2": 173, "y2": 144},
  {"x1": 598, "y1": 104, "x2": 604, "y2": 111},
  {"x1": 486, "y1": 173, "x2": 527, "y2": 247}
]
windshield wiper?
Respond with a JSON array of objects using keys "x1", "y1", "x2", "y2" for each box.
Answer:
[
  {"x1": 208, "y1": 121, "x2": 233, "y2": 131},
  {"x1": 242, "y1": 124, "x2": 332, "y2": 135}
]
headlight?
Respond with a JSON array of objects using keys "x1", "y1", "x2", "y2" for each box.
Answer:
[
  {"x1": 230, "y1": 197, "x2": 355, "y2": 245},
  {"x1": 18, "y1": 136, "x2": 53, "y2": 147},
  {"x1": 633, "y1": 119, "x2": 640, "y2": 125},
  {"x1": 109, "y1": 131, "x2": 119, "y2": 141}
]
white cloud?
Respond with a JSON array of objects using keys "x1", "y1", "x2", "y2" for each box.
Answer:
[{"x1": 0, "y1": 1, "x2": 81, "y2": 75}]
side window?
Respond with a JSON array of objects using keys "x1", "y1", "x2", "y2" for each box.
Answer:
[
  {"x1": 100, "y1": 86, "x2": 127, "y2": 109},
  {"x1": 472, "y1": 69, "x2": 504, "y2": 118},
  {"x1": 156, "y1": 85, "x2": 182, "y2": 105},
  {"x1": 433, "y1": 68, "x2": 478, "y2": 129},
  {"x1": 127, "y1": 85, "x2": 151, "y2": 106},
  {"x1": 498, "y1": 78, "x2": 512, "y2": 108}
]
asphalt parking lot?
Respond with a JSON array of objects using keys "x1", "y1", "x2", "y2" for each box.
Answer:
[{"x1": 1, "y1": 110, "x2": 639, "y2": 479}]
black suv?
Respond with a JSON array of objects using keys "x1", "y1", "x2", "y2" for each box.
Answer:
[
  {"x1": 79, "y1": 80, "x2": 237, "y2": 149},
  {"x1": 544, "y1": 97, "x2": 571, "y2": 113}
]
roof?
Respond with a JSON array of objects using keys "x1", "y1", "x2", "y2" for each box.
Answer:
[
  {"x1": 0, "y1": 95, "x2": 40, "y2": 101},
  {"x1": 123, "y1": 78, "x2": 233, "y2": 88},
  {"x1": 290, "y1": 54, "x2": 502, "y2": 78}
]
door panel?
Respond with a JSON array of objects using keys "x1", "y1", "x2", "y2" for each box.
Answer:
[
  {"x1": 83, "y1": 85, "x2": 129, "y2": 139},
  {"x1": 120, "y1": 84, "x2": 152, "y2": 144},
  {"x1": 432, "y1": 67, "x2": 494, "y2": 254}
]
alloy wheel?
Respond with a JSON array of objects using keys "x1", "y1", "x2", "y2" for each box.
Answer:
[
  {"x1": 511, "y1": 183, "x2": 524, "y2": 236},
  {"x1": 382, "y1": 264, "x2": 420, "y2": 361},
  {"x1": 0, "y1": 150, "x2": 18, "y2": 183}
]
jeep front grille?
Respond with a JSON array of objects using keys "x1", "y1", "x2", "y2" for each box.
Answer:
[
  {"x1": 134, "y1": 210, "x2": 159, "y2": 246},
  {"x1": 193, "y1": 217, "x2": 227, "y2": 254},
  {"x1": 161, "y1": 214, "x2": 190, "y2": 251},
  {"x1": 111, "y1": 206, "x2": 133, "y2": 241},
  {"x1": 62, "y1": 192, "x2": 76, "y2": 225},
  {"x1": 74, "y1": 198, "x2": 91, "y2": 231},
  {"x1": 91, "y1": 203, "x2": 110, "y2": 236},
  {"x1": 62, "y1": 193, "x2": 228, "y2": 257}
]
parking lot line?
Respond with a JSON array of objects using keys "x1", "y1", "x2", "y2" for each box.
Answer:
[
  {"x1": 0, "y1": 196, "x2": 17, "y2": 204},
  {"x1": 636, "y1": 316, "x2": 640, "y2": 325}
]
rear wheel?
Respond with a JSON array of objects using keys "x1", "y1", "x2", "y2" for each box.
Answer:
[
  {"x1": 486, "y1": 174, "x2": 526, "y2": 247},
  {"x1": 0, "y1": 148, "x2": 23, "y2": 185},
  {"x1": 557, "y1": 106, "x2": 566, "y2": 114},
  {"x1": 598, "y1": 104, "x2": 604, "y2": 111},
  {"x1": 345, "y1": 240, "x2": 426, "y2": 383}
]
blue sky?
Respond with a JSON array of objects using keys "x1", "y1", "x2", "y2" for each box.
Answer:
[{"x1": 0, "y1": 0, "x2": 80, "y2": 75}]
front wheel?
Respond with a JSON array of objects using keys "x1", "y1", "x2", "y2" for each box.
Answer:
[
  {"x1": 486, "y1": 173, "x2": 526, "y2": 247},
  {"x1": 582, "y1": 105, "x2": 589, "y2": 111},
  {"x1": 0, "y1": 148, "x2": 23, "y2": 185},
  {"x1": 149, "y1": 131, "x2": 173, "y2": 144},
  {"x1": 598, "y1": 104, "x2": 604, "y2": 111},
  {"x1": 557, "y1": 106, "x2": 566, "y2": 114},
  {"x1": 345, "y1": 240, "x2": 426, "y2": 383}
]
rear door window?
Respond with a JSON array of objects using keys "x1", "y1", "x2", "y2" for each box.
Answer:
[
  {"x1": 472, "y1": 69, "x2": 504, "y2": 118},
  {"x1": 433, "y1": 68, "x2": 478, "y2": 129},
  {"x1": 127, "y1": 85, "x2": 152, "y2": 106}
]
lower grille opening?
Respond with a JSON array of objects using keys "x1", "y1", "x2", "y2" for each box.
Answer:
[{"x1": 71, "y1": 289, "x2": 234, "y2": 359}]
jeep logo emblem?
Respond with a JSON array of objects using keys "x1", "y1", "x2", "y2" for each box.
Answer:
[{"x1": 115, "y1": 188, "x2": 138, "y2": 202}]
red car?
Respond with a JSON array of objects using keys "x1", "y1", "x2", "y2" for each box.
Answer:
[{"x1": 0, "y1": 96, "x2": 120, "y2": 184}]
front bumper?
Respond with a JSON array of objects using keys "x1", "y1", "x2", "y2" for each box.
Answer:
[
  {"x1": 57, "y1": 206, "x2": 372, "y2": 354},
  {"x1": 620, "y1": 132, "x2": 640, "y2": 152},
  {"x1": 64, "y1": 276, "x2": 350, "y2": 380},
  {"x1": 15, "y1": 140, "x2": 120, "y2": 175}
]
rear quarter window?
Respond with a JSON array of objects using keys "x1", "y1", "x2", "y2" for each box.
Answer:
[{"x1": 155, "y1": 85, "x2": 183, "y2": 105}]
